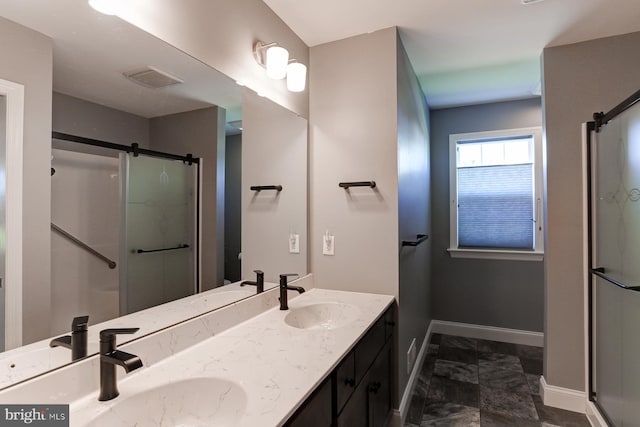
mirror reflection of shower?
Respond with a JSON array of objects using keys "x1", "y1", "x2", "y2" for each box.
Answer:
[{"x1": 51, "y1": 133, "x2": 199, "y2": 334}]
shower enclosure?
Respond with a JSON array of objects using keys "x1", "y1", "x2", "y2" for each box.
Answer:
[
  {"x1": 51, "y1": 132, "x2": 199, "y2": 324},
  {"x1": 587, "y1": 90, "x2": 640, "y2": 426}
]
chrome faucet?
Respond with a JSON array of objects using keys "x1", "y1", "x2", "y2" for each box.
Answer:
[
  {"x1": 49, "y1": 315, "x2": 89, "y2": 361},
  {"x1": 98, "y1": 328, "x2": 143, "y2": 401},
  {"x1": 240, "y1": 269, "x2": 265, "y2": 293},
  {"x1": 279, "y1": 274, "x2": 304, "y2": 310}
]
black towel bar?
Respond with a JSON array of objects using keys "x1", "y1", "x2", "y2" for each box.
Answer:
[
  {"x1": 591, "y1": 267, "x2": 640, "y2": 292},
  {"x1": 136, "y1": 244, "x2": 190, "y2": 254},
  {"x1": 402, "y1": 234, "x2": 429, "y2": 247},
  {"x1": 339, "y1": 181, "x2": 376, "y2": 189},
  {"x1": 250, "y1": 185, "x2": 283, "y2": 191}
]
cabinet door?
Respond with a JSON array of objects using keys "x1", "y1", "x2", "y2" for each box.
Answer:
[
  {"x1": 369, "y1": 342, "x2": 391, "y2": 427},
  {"x1": 336, "y1": 369, "x2": 369, "y2": 427},
  {"x1": 336, "y1": 351, "x2": 356, "y2": 413}
]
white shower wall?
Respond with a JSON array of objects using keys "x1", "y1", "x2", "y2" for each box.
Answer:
[{"x1": 50, "y1": 149, "x2": 120, "y2": 336}]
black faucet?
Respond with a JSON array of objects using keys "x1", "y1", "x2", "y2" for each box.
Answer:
[
  {"x1": 279, "y1": 274, "x2": 304, "y2": 310},
  {"x1": 240, "y1": 269, "x2": 265, "y2": 293},
  {"x1": 49, "y1": 315, "x2": 89, "y2": 361},
  {"x1": 98, "y1": 328, "x2": 143, "y2": 401}
]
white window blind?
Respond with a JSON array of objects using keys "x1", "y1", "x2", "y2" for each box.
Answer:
[
  {"x1": 458, "y1": 163, "x2": 533, "y2": 249},
  {"x1": 449, "y1": 128, "x2": 543, "y2": 261}
]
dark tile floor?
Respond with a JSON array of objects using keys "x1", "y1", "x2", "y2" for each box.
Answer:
[{"x1": 404, "y1": 334, "x2": 592, "y2": 427}]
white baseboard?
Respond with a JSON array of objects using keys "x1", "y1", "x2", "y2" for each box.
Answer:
[
  {"x1": 540, "y1": 376, "x2": 586, "y2": 414},
  {"x1": 585, "y1": 400, "x2": 608, "y2": 427},
  {"x1": 398, "y1": 321, "x2": 433, "y2": 421},
  {"x1": 388, "y1": 409, "x2": 401, "y2": 427},
  {"x1": 430, "y1": 320, "x2": 544, "y2": 347}
]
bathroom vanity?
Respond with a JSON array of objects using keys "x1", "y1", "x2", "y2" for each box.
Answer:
[
  {"x1": 0, "y1": 277, "x2": 395, "y2": 427},
  {"x1": 285, "y1": 303, "x2": 394, "y2": 427}
]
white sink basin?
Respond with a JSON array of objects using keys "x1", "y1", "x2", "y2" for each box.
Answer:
[
  {"x1": 82, "y1": 378, "x2": 246, "y2": 427},
  {"x1": 284, "y1": 302, "x2": 359, "y2": 330}
]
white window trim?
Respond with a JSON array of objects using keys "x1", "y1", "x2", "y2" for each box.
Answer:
[{"x1": 448, "y1": 127, "x2": 544, "y2": 262}]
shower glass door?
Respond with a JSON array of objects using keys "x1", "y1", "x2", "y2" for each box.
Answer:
[
  {"x1": 590, "y1": 99, "x2": 640, "y2": 426},
  {"x1": 120, "y1": 153, "x2": 198, "y2": 315}
]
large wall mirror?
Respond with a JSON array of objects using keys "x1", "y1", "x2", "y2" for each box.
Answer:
[{"x1": 0, "y1": 0, "x2": 308, "y2": 389}]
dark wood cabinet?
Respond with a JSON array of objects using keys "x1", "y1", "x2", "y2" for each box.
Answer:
[
  {"x1": 368, "y1": 341, "x2": 392, "y2": 427},
  {"x1": 284, "y1": 377, "x2": 333, "y2": 427},
  {"x1": 286, "y1": 305, "x2": 394, "y2": 427}
]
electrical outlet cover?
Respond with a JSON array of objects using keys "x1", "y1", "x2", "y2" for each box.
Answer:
[
  {"x1": 289, "y1": 233, "x2": 300, "y2": 254},
  {"x1": 323, "y1": 235, "x2": 335, "y2": 256}
]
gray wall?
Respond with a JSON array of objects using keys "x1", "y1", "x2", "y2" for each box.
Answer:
[
  {"x1": 310, "y1": 28, "x2": 399, "y2": 297},
  {"x1": 397, "y1": 34, "x2": 432, "y2": 401},
  {"x1": 241, "y1": 91, "x2": 307, "y2": 283},
  {"x1": 224, "y1": 134, "x2": 242, "y2": 282},
  {"x1": 0, "y1": 17, "x2": 53, "y2": 345},
  {"x1": 310, "y1": 27, "x2": 431, "y2": 407},
  {"x1": 52, "y1": 92, "x2": 150, "y2": 150},
  {"x1": 542, "y1": 30, "x2": 640, "y2": 391},
  {"x1": 430, "y1": 98, "x2": 544, "y2": 332},
  {"x1": 118, "y1": 0, "x2": 309, "y2": 118},
  {"x1": 150, "y1": 107, "x2": 224, "y2": 289}
]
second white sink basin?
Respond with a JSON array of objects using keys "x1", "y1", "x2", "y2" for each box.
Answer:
[
  {"x1": 83, "y1": 377, "x2": 246, "y2": 427},
  {"x1": 284, "y1": 302, "x2": 359, "y2": 330}
]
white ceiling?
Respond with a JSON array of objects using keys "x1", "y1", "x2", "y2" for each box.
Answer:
[
  {"x1": 0, "y1": 0, "x2": 242, "y2": 119},
  {"x1": 262, "y1": 0, "x2": 640, "y2": 108}
]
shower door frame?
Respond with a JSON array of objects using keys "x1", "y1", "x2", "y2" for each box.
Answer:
[{"x1": 585, "y1": 88, "x2": 640, "y2": 427}]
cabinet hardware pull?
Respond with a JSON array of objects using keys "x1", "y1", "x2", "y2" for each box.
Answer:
[
  {"x1": 344, "y1": 378, "x2": 355, "y2": 387},
  {"x1": 368, "y1": 381, "x2": 381, "y2": 394}
]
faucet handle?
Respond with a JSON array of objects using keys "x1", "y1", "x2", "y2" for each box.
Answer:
[
  {"x1": 100, "y1": 328, "x2": 140, "y2": 342},
  {"x1": 72, "y1": 315, "x2": 89, "y2": 332},
  {"x1": 254, "y1": 269, "x2": 264, "y2": 275},
  {"x1": 279, "y1": 273, "x2": 299, "y2": 288}
]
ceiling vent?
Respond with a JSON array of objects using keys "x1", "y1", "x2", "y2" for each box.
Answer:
[
  {"x1": 521, "y1": 0, "x2": 545, "y2": 4},
  {"x1": 123, "y1": 66, "x2": 184, "y2": 89}
]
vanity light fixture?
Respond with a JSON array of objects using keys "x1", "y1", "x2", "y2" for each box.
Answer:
[
  {"x1": 88, "y1": 0, "x2": 123, "y2": 15},
  {"x1": 254, "y1": 40, "x2": 307, "y2": 92},
  {"x1": 286, "y1": 62, "x2": 307, "y2": 92},
  {"x1": 254, "y1": 41, "x2": 289, "y2": 80}
]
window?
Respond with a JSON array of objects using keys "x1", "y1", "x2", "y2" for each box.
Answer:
[{"x1": 449, "y1": 127, "x2": 543, "y2": 261}]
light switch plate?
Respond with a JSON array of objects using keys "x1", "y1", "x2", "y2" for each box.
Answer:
[
  {"x1": 289, "y1": 233, "x2": 300, "y2": 254},
  {"x1": 323, "y1": 234, "x2": 335, "y2": 256}
]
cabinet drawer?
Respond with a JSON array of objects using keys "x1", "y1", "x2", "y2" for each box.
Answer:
[
  {"x1": 354, "y1": 315, "x2": 385, "y2": 384},
  {"x1": 336, "y1": 351, "x2": 356, "y2": 413}
]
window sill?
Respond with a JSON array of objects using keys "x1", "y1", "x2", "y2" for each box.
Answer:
[{"x1": 447, "y1": 248, "x2": 544, "y2": 262}]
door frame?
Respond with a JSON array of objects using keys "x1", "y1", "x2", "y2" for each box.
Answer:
[{"x1": 0, "y1": 78, "x2": 24, "y2": 350}]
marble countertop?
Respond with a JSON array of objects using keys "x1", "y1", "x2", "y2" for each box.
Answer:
[
  {"x1": 0, "y1": 281, "x2": 276, "y2": 389},
  {"x1": 70, "y1": 288, "x2": 394, "y2": 427}
]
